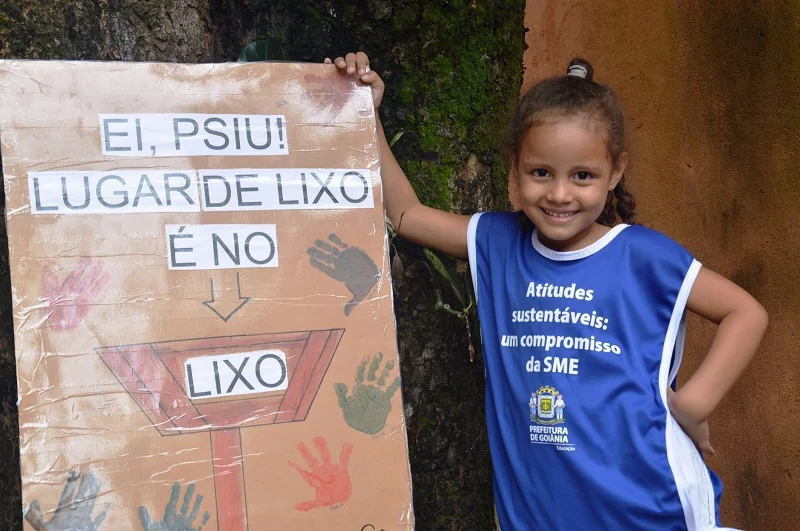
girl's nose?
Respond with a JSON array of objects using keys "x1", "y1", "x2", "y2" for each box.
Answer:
[{"x1": 546, "y1": 180, "x2": 573, "y2": 204}]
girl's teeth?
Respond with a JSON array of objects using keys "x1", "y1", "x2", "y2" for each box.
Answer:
[{"x1": 544, "y1": 209, "x2": 575, "y2": 218}]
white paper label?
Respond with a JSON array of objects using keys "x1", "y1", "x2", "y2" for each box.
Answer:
[
  {"x1": 99, "y1": 114, "x2": 288, "y2": 157},
  {"x1": 166, "y1": 224, "x2": 278, "y2": 270},
  {"x1": 185, "y1": 350, "x2": 289, "y2": 399}
]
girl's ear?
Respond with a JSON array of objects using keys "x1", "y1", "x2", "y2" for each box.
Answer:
[
  {"x1": 510, "y1": 154, "x2": 520, "y2": 179},
  {"x1": 609, "y1": 151, "x2": 628, "y2": 190}
]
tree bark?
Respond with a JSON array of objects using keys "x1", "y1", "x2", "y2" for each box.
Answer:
[{"x1": 0, "y1": 1, "x2": 525, "y2": 529}]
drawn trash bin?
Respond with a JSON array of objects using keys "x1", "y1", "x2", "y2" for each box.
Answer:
[{"x1": 96, "y1": 329, "x2": 344, "y2": 531}]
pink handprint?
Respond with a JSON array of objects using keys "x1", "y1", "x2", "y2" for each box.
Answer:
[
  {"x1": 42, "y1": 258, "x2": 110, "y2": 330},
  {"x1": 302, "y1": 73, "x2": 356, "y2": 123},
  {"x1": 288, "y1": 436, "x2": 353, "y2": 511}
]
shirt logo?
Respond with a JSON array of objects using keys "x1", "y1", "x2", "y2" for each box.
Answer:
[
  {"x1": 529, "y1": 386, "x2": 566, "y2": 425},
  {"x1": 529, "y1": 386, "x2": 574, "y2": 451}
]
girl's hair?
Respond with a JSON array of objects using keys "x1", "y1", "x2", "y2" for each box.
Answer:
[{"x1": 510, "y1": 58, "x2": 636, "y2": 227}]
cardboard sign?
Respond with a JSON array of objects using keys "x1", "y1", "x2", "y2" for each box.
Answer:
[{"x1": 0, "y1": 60, "x2": 414, "y2": 530}]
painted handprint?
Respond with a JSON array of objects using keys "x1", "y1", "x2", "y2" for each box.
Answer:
[
  {"x1": 302, "y1": 73, "x2": 356, "y2": 123},
  {"x1": 288, "y1": 436, "x2": 354, "y2": 511},
  {"x1": 307, "y1": 234, "x2": 380, "y2": 316},
  {"x1": 335, "y1": 352, "x2": 400, "y2": 435},
  {"x1": 24, "y1": 469, "x2": 107, "y2": 530},
  {"x1": 42, "y1": 257, "x2": 109, "y2": 330},
  {"x1": 138, "y1": 483, "x2": 210, "y2": 531}
]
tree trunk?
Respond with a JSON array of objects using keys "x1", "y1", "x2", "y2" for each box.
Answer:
[{"x1": 0, "y1": 1, "x2": 525, "y2": 529}]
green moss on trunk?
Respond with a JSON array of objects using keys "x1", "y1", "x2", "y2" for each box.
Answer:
[{"x1": 387, "y1": 1, "x2": 523, "y2": 214}]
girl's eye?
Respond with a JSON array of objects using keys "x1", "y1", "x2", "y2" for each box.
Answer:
[
  {"x1": 575, "y1": 171, "x2": 593, "y2": 181},
  {"x1": 532, "y1": 169, "x2": 549, "y2": 178}
]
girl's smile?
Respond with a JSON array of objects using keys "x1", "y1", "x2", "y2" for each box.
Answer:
[{"x1": 540, "y1": 208, "x2": 579, "y2": 221}]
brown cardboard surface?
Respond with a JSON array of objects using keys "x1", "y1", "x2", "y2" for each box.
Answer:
[{"x1": 0, "y1": 60, "x2": 414, "y2": 530}]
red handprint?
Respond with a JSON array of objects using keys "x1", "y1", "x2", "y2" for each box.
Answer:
[
  {"x1": 42, "y1": 258, "x2": 110, "y2": 330},
  {"x1": 288, "y1": 436, "x2": 353, "y2": 512}
]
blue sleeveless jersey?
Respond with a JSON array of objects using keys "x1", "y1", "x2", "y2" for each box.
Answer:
[{"x1": 467, "y1": 212, "x2": 733, "y2": 531}]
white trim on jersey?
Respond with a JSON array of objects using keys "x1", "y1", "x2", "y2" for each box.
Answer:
[
  {"x1": 668, "y1": 308, "x2": 688, "y2": 388},
  {"x1": 660, "y1": 259, "x2": 741, "y2": 531},
  {"x1": 467, "y1": 213, "x2": 483, "y2": 303},
  {"x1": 531, "y1": 223, "x2": 629, "y2": 261}
]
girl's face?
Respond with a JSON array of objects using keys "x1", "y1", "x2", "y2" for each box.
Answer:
[{"x1": 514, "y1": 115, "x2": 627, "y2": 252}]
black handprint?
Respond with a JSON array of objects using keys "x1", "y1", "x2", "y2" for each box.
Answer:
[
  {"x1": 307, "y1": 234, "x2": 380, "y2": 316},
  {"x1": 24, "y1": 470, "x2": 107, "y2": 531},
  {"x1": 138, "y1": 483, "x2": 210, "y2": 531},
  {"x1": 335, "y1": 352, "x2": 400, "y2": 435}
]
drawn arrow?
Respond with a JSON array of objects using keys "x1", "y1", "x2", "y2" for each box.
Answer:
[{"x1": 203, "y1": 272, "x2": 251, "y2": 322}]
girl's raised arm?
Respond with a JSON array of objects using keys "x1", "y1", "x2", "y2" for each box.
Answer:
[{"x1": 327, "y1": 52, "x2": 471, "y2": 259}]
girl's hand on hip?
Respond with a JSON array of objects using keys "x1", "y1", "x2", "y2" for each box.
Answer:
[
  {"x1": 325, "y1": 52, "x2": 384, "y2": 110},
  {"x1": 667, "y1": 387, "x2": 716, "y2": 457}
]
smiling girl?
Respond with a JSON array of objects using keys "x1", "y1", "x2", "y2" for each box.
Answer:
[{"x1": 327, "y1": 52, "x2": 768, "y2": 530}]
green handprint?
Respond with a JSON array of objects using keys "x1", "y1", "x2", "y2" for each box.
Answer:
[
  {"x1": 24, "y1": 470, "x2": 107, "y2": 531},
  {"x1": 138, "y1": 483, "x2": 210, "y2": 531},
  {"x1": 335, "y1": 352, "x2": 401, "y2": 435}
]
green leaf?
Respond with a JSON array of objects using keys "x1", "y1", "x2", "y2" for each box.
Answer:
[
  {"x1": 423, "y1": 248, "x2": 467, "y2": 307},
  {"x1": 464, "y1": 264, "x2": 476, "y2": 309},
  {"x1": 237, "y1": 39, "x2": 285, "y2": 62},
  {"x1": 385, "y1": 214, "x2": 396, "y2": 236},
  {"x1": 388, "y1": 130, "x2": 405, "y2": 147}
]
